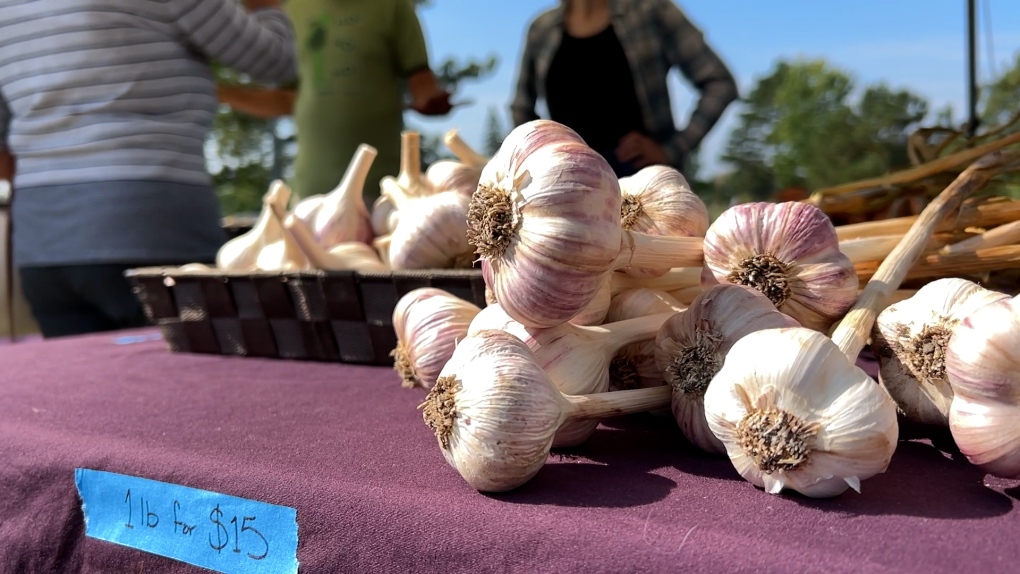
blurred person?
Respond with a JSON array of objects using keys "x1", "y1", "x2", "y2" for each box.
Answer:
[
  {"x1": 512, "y1": 0, "x2": 738, "y2": 177},
  {"x1": 216, "y1": 0, "x2": 452, "y2": 205},
  {"x1": 0, "y1": 0, "x2": 297, "y2": 338}
]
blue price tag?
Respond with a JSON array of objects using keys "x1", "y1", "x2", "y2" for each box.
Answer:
[{"x1": 75, "y1": 469, "x2": 298, "y2": 574}]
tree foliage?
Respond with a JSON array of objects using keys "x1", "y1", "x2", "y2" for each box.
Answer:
[{"x1": 719, "y1": 59, "x2": 929, "y2": 201}]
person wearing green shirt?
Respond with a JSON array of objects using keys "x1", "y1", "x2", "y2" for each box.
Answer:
[{"x1": 218, "y1": 0, "x2": 451, "y2": 205}]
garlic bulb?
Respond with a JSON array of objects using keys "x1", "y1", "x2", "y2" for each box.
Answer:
[
  {"x1": 371, "y1": 194, "x2": 399, "y2": 236},
  {"x1": 425, "y1": 159, "x2": 482, "y2": 197},
  {"x1": 704, "y1": 328, "x2": 898, "y2": 496},
  {"x1": 392, "y1": 288, "x2": 481, "y2": 389},
  {"x1": 327, "y1": 242, "x2": 389, "y2": 272},
  {"x1": 618, "y1": 165, "x2": 710, "y2": 278},
  {"x1": 470, "y1": 120, "x2": 702, "y2": 328},
  {"x1": 947, "y1": 295, "x2": 1020, "y2": 478},
  {"x1": 702, "y1": 201, "x2": 859, "y2": 332},
  {"x1": 292, "y1": 144, "x2": 376, "y2": 248},
  {"x1": 656, "y1": 285, "x2": 800, "y2": 454},
  {"x1": 420, "y1": 329, "x2": 672, "y2": 492},
  {"x1": 443, "y1": 128, "x2": 489, "y2": 168},
  {"x1": 382, "y1": 178, "x2": 473, "y2": 270},
  {"x1": 568, "y1": 279, "x2": 612, "y2": 326},
  {"x1": 255, "y1": 201, "x2": 309, "y2": 272},
  {"x1": 283, "y1": 214, "x2": 387, "y2": 272},
  {"x1": 467, "y1": 303, "x2": 674, "y2": 446},
  {"x1": 871, "y1": 278, "x2": 1010, "y2": 427},
  {"x1": 373, "y1": 235, "x2": 391, "y2": 266},
  {"x1": 216, "y1": 181, "x2": 291, "y2": 271}
]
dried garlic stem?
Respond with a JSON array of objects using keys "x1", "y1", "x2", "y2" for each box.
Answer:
[
  {"x1": 834, "y1": 197, "x2": 1020, "y2": 241},
  {"x1": 444, "y1": 129, "x2": 489, "y2": 168},
  {"x1": 854, "y1": 245, "x2": 1020, "y2": 283},
  {"x1": 610, "y1": 268, "x2": 701, "y2": 294},
  {"x1": 614, "y1": 232, "x2": 703, "y2": 270},
  {"x1": 832, "y1": 151, "x2": 1017, "y2": 361},
  {"x1": 562, "y1": 386, "x2": 672, "y2": 421},
  {"x1": 940, "y1": 220, "x2": 1020, "y2": 254}
]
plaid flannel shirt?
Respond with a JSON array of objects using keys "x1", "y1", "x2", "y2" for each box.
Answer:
[{"x1": 511, "y1": 0, "x2": 738, "y2": 169}]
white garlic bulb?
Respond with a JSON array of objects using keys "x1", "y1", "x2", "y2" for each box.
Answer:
[
  {"x1": 469, "y1": 120, "x2": 703, "y2": 328},
  {"x1": 618, "y1": 165, "x2": 709, "y2": 278},
  {"x1": 872, "y1": 278, "x2": 1010, "y2": 427},
  {"x1": 292, "y1": 144, "x2": 376, "y2": 249},
  {"x1": 605, "y1": 288, "x2": 686, "y2": 391},
  {"x1": 467, "y1": 303, "x2": 674, "y2": 446},
  {"x1": 656, "y1": 285, "x2": 800, "y2": 454},
  {"x1": 216, "y1": 181, "x2": 290, "y2": 271},
  {"x1": 392, "y1": 288, "x2": 481, "y2": 389},
  {"x1": 568, "y1": 279, "x2": 612, "y2": 326},
  {"x1": 425, "y1": 159, "x2": 482, "y2": 197},
  {"x1": 702, "y1": 202, "x2": 858, "y2": 333},
  {"x1": 947, "y1": 295, "x2": 1020, "y2": 478},
  {"x1": 704, "y1": 328, "x2": 898, "y2": 497},
  {"x1": 383, "y1": 179, "x2": 473, "y2": 270},
  {"x1": 420, "y1": 329, "x2": 672, "y2": 492}
]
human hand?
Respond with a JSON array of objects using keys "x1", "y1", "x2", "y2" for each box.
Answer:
[
  {"x1": 408, "y1": 70, "x2": 453, "y2": 116},
  {"x1": 615, "y1": 132, "x2": 668, "y2": 169}
]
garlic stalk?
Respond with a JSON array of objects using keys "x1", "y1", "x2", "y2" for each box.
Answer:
[
  {"x1": 282, "y1": 213, "x2": 387, "y2": 272},
  {"x1": 216, "y1": 181, "x2": 291, "y2": 271},
  {"x1": 871, "y1": 278, "x2": 1009, "y2": 427},
  {"x1": 292, "y1": 144, "x2": 376, "y2": 248},
  {"x1": 425, "y1": 159, "x2": 482, "y2": 197},
  {"x1": 618, "y1": 165, "x2": 710, "y2": 278},
  {"x1": 702, "y1": 201, "x2": 859, "y2": 333},
  {"x1": 947, "y1": 295, "x2": 1020, "y2": 478},
  {"x1": 939, "y1": 219, "x2": 1020, "y2": 254},
  {"x1": 703, "y1": 152, "x2": 1009, "y2": 497},
  {"x1": 255, "y1": 191, "x2": 309, "y2": 271},
  {"x1": 470, "y1": 120, "x2": 703, "y2": 328},
  {"x1": 605, "y1": 289, "x2": 686, "y2": 402},
  {"x1": 382, "y1": 178, "x2": 473, "y2": 270},
  {"x1": 396, "y1": 131, "x2": 431, "y2": 197},
  {"x1": 420, "y1": 329, "x2": 672, "y2": 492},
  {"x1": 656, "y1": 285, "x2": 800, "y2": 455},
  {"x1": 443, "y1": 128, "x2": 489, "y2": 168},
  {"x1": 392, "y1": 288, "x2": 481, "y2": 389},
  {"x1": 467, "y1": 303, "x2": 674, "y2": 446}
]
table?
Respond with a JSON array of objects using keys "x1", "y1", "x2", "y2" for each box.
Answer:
[{"x1": 1, "y1": 330, "x2": 1018, "y2": 573}]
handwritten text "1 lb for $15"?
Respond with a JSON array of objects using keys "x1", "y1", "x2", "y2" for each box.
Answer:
[{"x1": 123, "y1": 488, "x2": 269, "y2": 561}]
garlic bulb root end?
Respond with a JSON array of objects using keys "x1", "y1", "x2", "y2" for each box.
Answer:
[
  {"x1": 467, "y1": 184, "x2": 519, "y2": 259},
  {"x1": 391, "y1": 342, "x2": 421, "y2": 389},
  {"x1": 419, "y1": 375, "x2": 460, "y2": 449}
]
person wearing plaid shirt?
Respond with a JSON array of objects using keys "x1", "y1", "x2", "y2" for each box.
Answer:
[{"x1": 511, "y1": 0, "x2": 738, "y2": 177}]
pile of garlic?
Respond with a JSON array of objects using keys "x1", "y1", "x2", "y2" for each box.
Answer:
[{"x1": 400, "y1": 119, "x2": 1020, "y2": 498}]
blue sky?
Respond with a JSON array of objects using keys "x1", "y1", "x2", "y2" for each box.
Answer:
[{"x1": 404, "y1": 0, "x2": 1020, "y2": 177}]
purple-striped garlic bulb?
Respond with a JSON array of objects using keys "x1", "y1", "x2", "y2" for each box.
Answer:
[
  {"x1": 872, "y1": 278, "x2": 1010, "y2": 427},
  {"x1": 947, "y1": 294, "x2": 1020, "y2": 478},
  {"x1": 619, "y1": 166, "x2": 710, "y2": 279},
  {"x1": 382, "y1": 178, "x2": 474, "y2": 270},
  {"x1": 392, "y1": 288, "x2": 481, "y2": 389},
  {"x1": 466, "y1": 302, "x2": 674, "y2": 447},
  {"x1": 469, "y1": 120, "x2": 703, "y2": 328},
  {"x1": 655, "y1": 285, "x2": 801, "y2": 454},
  {"x1": 702, "y1": 202, "x2": 858, "y2": 333},
  {"x1": 420, "y1": 329, "x2": 672, "y2": 492}
]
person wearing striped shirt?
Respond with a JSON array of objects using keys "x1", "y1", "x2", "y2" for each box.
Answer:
[
  {"x1": 0, "y1": 0, "x2": 298, "y2": 338},
  {"x1": 511, "y1": 0, "x2": 738, "y2": 177}
]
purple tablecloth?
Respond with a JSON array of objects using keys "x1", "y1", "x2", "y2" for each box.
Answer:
[{"x1": 1, "y1": 330, "x2": 1018, "y2": 573}]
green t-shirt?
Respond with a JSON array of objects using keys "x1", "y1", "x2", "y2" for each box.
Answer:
[{"x1": 284, "y1": 0, "x2": 429, "y2": 204}]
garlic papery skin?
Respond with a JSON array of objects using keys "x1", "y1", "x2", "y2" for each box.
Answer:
[
  {"x1": 420, "y1": 329, "x2": 672, "y2": 492},
  {"x1": 947, "y1": 295, "x2": 1020, "y2": 478},
  {"x1": 606, "y1": 288, "x2": 687, "y2": 323},
  {"x1": 568, "y1": 279, "x2": 612, "y2": 326},
  {"x1": 655, "y1": 285, "x2": 800, "y2": 454},
  {"x1": 443, "y1": 128, "x2": 490, "y2": 168},
  {"x1": 327, "y1": 242, "x2": 390, "y2": 272},
  {"x1": 467, "y1": 303, "x2": 675, "y2": 446},
  {"x1": 255, "y1": 205, "x2": 310, "y2": 272},
  {"x1": 216, "y1": 181, "x2": 291, "y2": 271},
  {"x1": 469, "y1": 119, "x2": 702, "y2": 328},
  {"x1": 301, "y1": 144, "x2": 376, "y2": 249},
  {"x1": 284, "y1": 214, "x2": 387, "y2": 272},
  {"x1": 383, "y1": 179, "x2": 473, "y2": 270},
  {"x1": 371, "y1": 194, "x2": 399, "y2": 236},
  {"x1": 702, "y1": 201, "x2": 859, "y2": 333},
  {"x1": 618, "y1": 165, "x2": 710, "y2": 278},
  {"x1": 871, "y1": 278, "x2": 1010, "y2": 427},
  {"x1": 425, "y1": 159, "x2": 483, "y2": 197},
  {"x1": 704, "y1": 328, "x2": 898, "y2": 497},
  {"x1": 391, "y1": 288, "x2": 481, "y2": 389}
]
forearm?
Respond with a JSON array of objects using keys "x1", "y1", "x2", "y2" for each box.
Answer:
[
  {"x1": 216, "y1": 85, "x2": 296, "y2": 118},
  {"x1": 0, "y1": 149, "x2": 13, "y2": 183},
  {"x1": 678, "y1": 79, "x2": 738, "y2": 152}
]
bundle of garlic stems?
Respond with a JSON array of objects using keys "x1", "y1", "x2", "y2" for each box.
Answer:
[{"x1": 702, "y1": 151, "x2": 1013, "y2": 498}]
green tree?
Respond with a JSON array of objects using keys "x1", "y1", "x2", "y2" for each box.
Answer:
[
  {"x1": 720, "y1": 59, "x2": 929, "y2": 199},
  {"x1": 483, "y1": 106, "x2": 506, "y2": 156},
  {"x1": 981, "y1": 52, "x2": 1020, "y2": 133}
]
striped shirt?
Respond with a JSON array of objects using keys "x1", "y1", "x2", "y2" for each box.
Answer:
[
  {"x1": 0, "y1": 0, "x2": 297, "y2": 266},
  {"x1": 511, "y1": 0, "x2": 738, "y2": 169}
]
